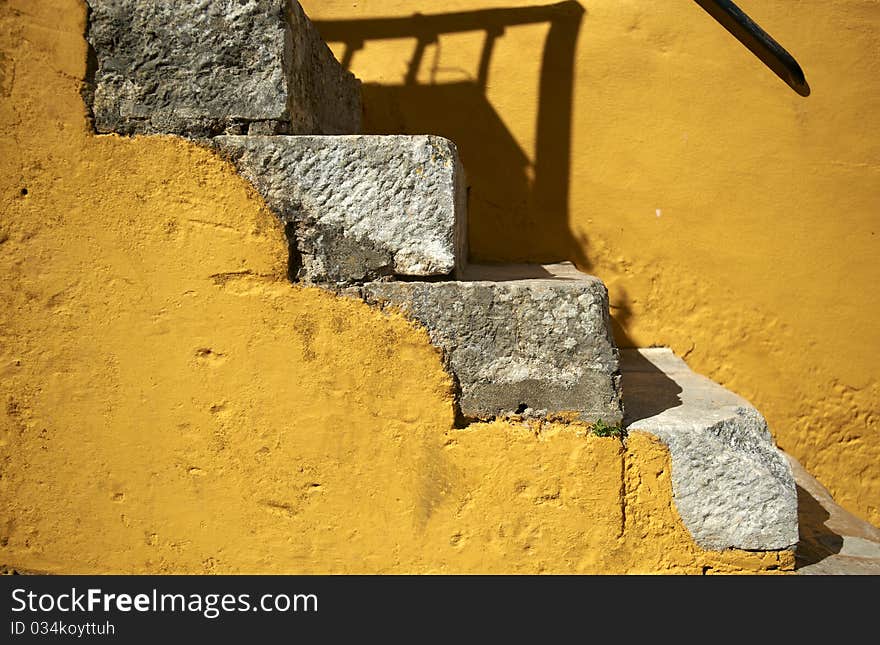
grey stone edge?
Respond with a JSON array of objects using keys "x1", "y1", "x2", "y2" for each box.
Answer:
[
  {"x1": 213, "y1": 134, "x2": 467, "y2": 285},
  {"x1": 622, "y1": 347, "x2": 799, "y2": 551},
  {"x1": 351, "y1": 263, "x2": 623, "y2": 425},
  {"x1": 84, "y1": 0, "x2": 361, "y2": 137}
]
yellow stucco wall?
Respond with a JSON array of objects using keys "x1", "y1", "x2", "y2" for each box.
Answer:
[
  {"x1": 305, "y1": 0, "x2": 879, "y2": 526},
  {"x1": 0, "y1": 0, "x2": 795, "y2": 573}
]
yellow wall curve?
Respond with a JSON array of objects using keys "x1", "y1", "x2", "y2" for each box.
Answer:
[
  {"x1": 0, "y1": 0, "x2": 800, "y2": 573},
  {"x1": 305, "y1": 0, "x2": 879, "y2": 527}
]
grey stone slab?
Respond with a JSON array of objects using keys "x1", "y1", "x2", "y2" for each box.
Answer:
[
  {"x1": 215, "y1": 135, "x2": 466, "y2": 284},
  {"x1": 86, "y1": 0, "x2": 360, "y2": 136},
  {"x1": 358, "y1": 263, "x2": 622, "y2": 423},
  {"x1": 622, "y1": 348, "x2": 798, "y2": 551}
]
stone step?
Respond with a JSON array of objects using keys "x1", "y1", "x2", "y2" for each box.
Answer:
[
  {"x1": 214, "y1": 134, "x2": 467, "y2": 285},
  {"x1": 86, "y1": 0, "x2": 360, "y2": 136},
  {"x1": 622, "y1": 347, "x2": 798, "y2": 551},
  {"x1": 357, "y1": 263, "x2": 623, "y2": 424},
  {"x1": 84, "y1": 3, "x2": 800, "y2": 562}
]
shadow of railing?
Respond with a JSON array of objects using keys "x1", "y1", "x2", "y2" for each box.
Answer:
[
  {"x1": 314, "y1": 1, "x2": 808, "y2": 348},
  {"x1": 314, "y1": 1, "x2": 588, "y2": 268}
]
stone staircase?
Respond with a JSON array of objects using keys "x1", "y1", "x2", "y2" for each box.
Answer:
[{"x1": 83, "y1": 0, "x2": 798, "y2": 555}]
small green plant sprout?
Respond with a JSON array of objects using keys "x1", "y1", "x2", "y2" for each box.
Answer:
[{"x1": 591, "y1": 419, "x2": 626, "y2": 439}]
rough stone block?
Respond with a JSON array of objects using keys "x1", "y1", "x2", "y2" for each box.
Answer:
[
  {"x1": 358, "y1": 263, "x2": 623, "y2": 423},
  {"x1": 622, "y1": 348, "x2": 798, "y2": 551},
  {"x1": 86, "y1": 0, "x2": 360, "y2": 136},
  {"x1": 215, "y1": 135, "x2": 467, "y2": 284}
]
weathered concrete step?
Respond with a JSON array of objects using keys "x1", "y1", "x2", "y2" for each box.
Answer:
[
  {"x1": 86, "y1": 0, "x2": 360, "y2": 136},
  {"x1": 358, "y1": 263, "x2": 623, "y2": 424},
  {"x1": 622, "y1": 348, "x2": 798, "y2": 551},
  {"x1": 215, "y1": 135, "x2": 467, "y2": 285}
]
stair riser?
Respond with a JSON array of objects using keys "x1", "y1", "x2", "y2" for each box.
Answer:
[
  {"x1": 360, "y1": 273, "x2": 623, "y2": 424},
  {"x1": 215, "y1": 135, "x2": 467, "y2": 284},
  {"x1": 86, "y1": 0, "x2": 361, "y2": 137}
]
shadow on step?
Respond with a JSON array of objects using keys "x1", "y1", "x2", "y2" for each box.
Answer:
[
  {"x1": 620, "y1": 350, "x2": 683, "y2": 425},
  {"x1": 794, "y1": 484, "x2": 844, "y2": 569}
]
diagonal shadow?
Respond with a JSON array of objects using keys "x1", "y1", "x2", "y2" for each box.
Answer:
[
  {"x1": 795, "y1": 484, "x2": 844, "y2": 569},
  {"x1": 619, "y1": 350, "x2": 684, "y2": 426}
]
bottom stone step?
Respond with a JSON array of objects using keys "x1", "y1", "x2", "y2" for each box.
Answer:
[
  {"x1": 357, "y1": 263, "x2": 622, "y2": 424},
  {"x1": 622, "y1": 348, "x2": 798, "y2": 551}
]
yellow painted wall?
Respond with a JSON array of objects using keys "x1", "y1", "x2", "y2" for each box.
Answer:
[
  {"x1": 0, "y1": 0, "x2": 794, "y2": 573},
  {"x1": 305, "y1": 0, "x2": 880, "y2": 526}
]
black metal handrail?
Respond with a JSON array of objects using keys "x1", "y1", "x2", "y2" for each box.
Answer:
[
  {"x1": 318, "y1": 1, "x2": 809, "y2": 97},
  {"x1": 696, "y1": 0, "x2": 810, "y2": 96}
]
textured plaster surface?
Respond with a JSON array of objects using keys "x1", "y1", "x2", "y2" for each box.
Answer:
[
  {"x1": 0, "y1": 0, "x2": 792, "y2": 574},
  {"x1": 306, "y1": 0, "x2": 880, "y2": 528}
]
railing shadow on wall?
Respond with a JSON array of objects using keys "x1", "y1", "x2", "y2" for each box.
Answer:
[
  {"x1": 315, "y1": 2, "x2": 646, "y2": 348},
  {"x1": 313, "y1": 1, "x2": 588, "y2": 273},
  {"x1": 314, "y1": 1, "x2": 809, "y2": 351}
]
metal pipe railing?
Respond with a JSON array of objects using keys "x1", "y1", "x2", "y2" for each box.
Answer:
[
  {"x1": 696, "y1": 0, "x2": 810, "y2": 96},
  {"x1": 319, "y1": 1, "x2": 809, "y2": 96}
]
